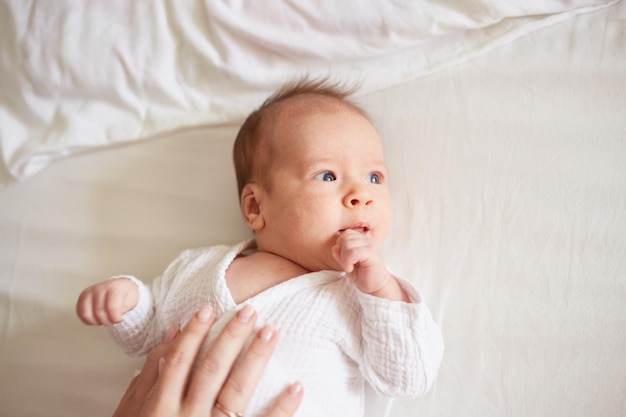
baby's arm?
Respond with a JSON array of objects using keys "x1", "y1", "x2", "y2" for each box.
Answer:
[
  {"x1": 76, "y1": 278, "x2": 139, "y2": 326},
  {"x1": 332, "y1": 229, "x2": 410, "y2": 302},
  {"x1": 333, "y1": 231, "x2": 444, "y2": 395},
  {"x1": 77, "y1": 276, "x2": 157, "y2": 356},
  {"x1": 355, "y1": 280, "x2": 444, "y2": 397}
]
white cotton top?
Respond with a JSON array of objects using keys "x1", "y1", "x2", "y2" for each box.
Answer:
[{"x1": 107, "y1": 240, "x2": 444, "y2": 417}]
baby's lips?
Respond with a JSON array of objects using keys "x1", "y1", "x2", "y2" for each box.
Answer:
[{"x1": 338, "y1": 224, "x2": 370, "y2": 235}]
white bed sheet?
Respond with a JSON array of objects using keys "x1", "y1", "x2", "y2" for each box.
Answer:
[
  {"x1": 1, "y1": 2, "x2": 626, "y2": 417},
  {"x1": 0, "y1": 0, "x2": 618, "y2": 186}
]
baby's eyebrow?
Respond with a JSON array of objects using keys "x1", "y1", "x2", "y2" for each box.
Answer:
[
  {"x1": 301, "y1": 158, "x2": 335, "y2": 171},
  {"x1": 368, "y1": 159, "x2": 388, "y2": 170}
]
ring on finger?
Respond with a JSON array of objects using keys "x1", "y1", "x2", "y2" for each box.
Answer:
[{"x1": 215, "y1": 401, "x2": 244, "y2": 417}]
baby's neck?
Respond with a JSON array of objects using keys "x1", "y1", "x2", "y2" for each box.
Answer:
[{"x1": 225, "y1": 249, "x2": 310, "y2": 304}]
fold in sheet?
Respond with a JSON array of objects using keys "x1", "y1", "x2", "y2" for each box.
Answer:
[{"x1": 0, "y1": 0, "x2": 619, "y2": 185}]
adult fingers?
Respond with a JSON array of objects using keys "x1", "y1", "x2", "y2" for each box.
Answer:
[
  {"x1": 261, "y1": 382, "x2": 304, "y2": 417},
  {"x1": 213, "y1": 324, "x2": 278, "y2": 416},
  {"x1": 147, "y1": 306, "x2": 215, "y2": 413},
  {"x1": 186, "y1": 305, "x2": 258, "y2": 416},
  {"x1": 112, "y1": 325, "x2": 179, "y2": 417},
  {"x1": 138, "y1": 325, "x2": 180, "y2": 394},
  {"x1": 112, "y1": 374, "x2": 141, "y2": 417}
]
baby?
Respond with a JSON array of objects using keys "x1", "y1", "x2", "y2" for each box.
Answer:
[{"x1": 77, "y1": 79, "x2": 444, "y2": 417}]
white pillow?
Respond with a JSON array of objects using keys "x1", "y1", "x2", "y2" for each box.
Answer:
[{"x1": 0, "y1": 0, "x2": 617, "y2": 185}]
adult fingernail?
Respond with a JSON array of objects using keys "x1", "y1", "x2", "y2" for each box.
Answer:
[
  {"x1": 288, "y1": 381, "x2": 303, "y2": 397},
  {"x1": 258, "y1": 325, "x2": 275, "y2": 342},
  {"x1": 158, "y1": 357, "x2": 165, "y2": 376},
  {"x1": 163, "y1": 324, "x2": 179, "y2": 342},
  {"x1": 196, "y1": 305, "x2": 213, "y2": 322},
  {"x1": 236, "y1": 304, "x2": 255, "y2": 323}
]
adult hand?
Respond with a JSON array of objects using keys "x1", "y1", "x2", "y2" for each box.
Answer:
[{"x1": 113, "y1": 305, "x2": 303, "y2": 417}]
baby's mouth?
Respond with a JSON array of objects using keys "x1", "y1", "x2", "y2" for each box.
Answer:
[{"x1": 339, "y1": 224, "x2": 370, "y2": 234}]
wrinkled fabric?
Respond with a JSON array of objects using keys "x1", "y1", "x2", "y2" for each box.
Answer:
[{"x1": 0, "y1": 0, "x2": 618, "y2": 185}]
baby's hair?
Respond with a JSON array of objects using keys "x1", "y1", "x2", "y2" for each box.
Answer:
[{"x1": 233, "y1": 78, "x2": 368, "y2": 199}]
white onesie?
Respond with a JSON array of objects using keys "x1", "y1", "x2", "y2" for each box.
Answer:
[{"x1": 107, "y1": 240, "x2": 444, "y2": 417}]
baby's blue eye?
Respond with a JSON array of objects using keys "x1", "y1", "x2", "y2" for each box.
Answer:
[
  {"x1": 367, "y1": 173, "x2": 381, "y2": 184},
  {"x1": 315, "y1": 172, "x2": 336, "y2": 182}
]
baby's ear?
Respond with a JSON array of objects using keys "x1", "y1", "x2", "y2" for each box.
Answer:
[{"x1": 241, "y1": 184, "x2": 265, "y2": 231}]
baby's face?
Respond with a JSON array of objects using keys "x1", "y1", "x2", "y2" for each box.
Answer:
[{"x1": 255, "y1": 99, "x2": 392, "y2": 272}]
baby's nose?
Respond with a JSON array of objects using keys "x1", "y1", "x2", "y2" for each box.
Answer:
[{"x1": 343, "y1": 187, "x2": 373, "y2": 207}]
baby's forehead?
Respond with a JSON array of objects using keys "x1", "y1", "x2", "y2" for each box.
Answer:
[
  {"x1": 271, "y1": 93, "x2": 351, "y2": 117},
  {"x1": 259, "y1": 93, "x2": 378, "y2": 159}
]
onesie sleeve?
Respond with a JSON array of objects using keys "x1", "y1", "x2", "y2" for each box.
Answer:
[
  {"x1": 105, "y1": 275, "x2": 155, "y2": 357},
  {"x1": 105, "y1": 248, "x2": 203, "y2": 357},
  {"x1": 356, "y1": 277, "x2": 444, "y2": 397}
]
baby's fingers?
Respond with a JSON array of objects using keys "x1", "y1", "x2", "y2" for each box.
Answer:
[
  {"x1": 77, "y1": 281, "x2": 130, "y2": 326},
  {"x1": 333, "y1": 230, "x2": 373, "y2": 270},
  {"x1": 76, "y1": 287, "x2": 112, "y2": 326},
  {"x1": 93, "y1": 288, "x2": 117, "y2": 326},
  {"x1": 76, "y1": 289, "x2": 99, "y2": 325},
  {"x1": 105, "y1": 289, "x2": 134, "y2": 324},
  {"x1": 333, "y1": 242, "x2": 368, "y2": 274}
]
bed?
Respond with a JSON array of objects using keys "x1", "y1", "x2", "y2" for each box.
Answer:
[{"x1": 1, "y1": 1, "x2": 625, "y2": 417}]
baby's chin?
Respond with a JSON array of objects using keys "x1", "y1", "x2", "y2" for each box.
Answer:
[
  {"x1": 296, "y1": 254, "x2": 342, "y2": 273},
  {"x1": 323, "y1": 258, "x2": 346, "y2": 274},
  {"x1": 275, "y1": 240, "x2": 348, "y2": 273}
]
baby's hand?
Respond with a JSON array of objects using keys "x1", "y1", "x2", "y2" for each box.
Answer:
[
  {"x1": 76, "y1": 278, "x2": 139, "y2": 326},
  {"x1": 331, "y1": 229, "x2": 393, "y2": 295}
]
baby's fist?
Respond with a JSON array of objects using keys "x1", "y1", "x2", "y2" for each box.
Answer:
[{"x1": 76, "y1": 278, "x2": 139, "y2": 326}]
